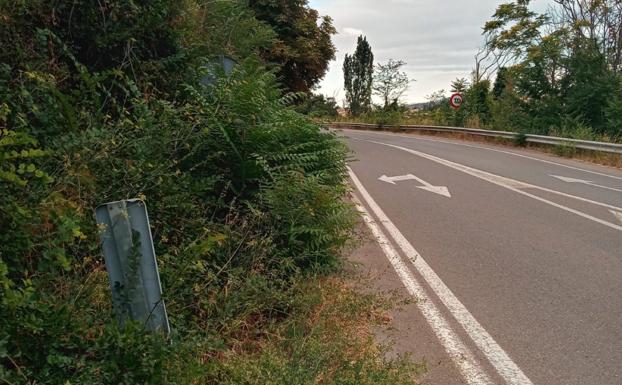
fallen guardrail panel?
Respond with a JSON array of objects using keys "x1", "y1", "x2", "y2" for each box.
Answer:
[{"x1": 95, "y1": 199, "x2": 170, "y2": 335}]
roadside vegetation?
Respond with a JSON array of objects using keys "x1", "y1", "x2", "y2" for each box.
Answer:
[
  {"x1": 322, "y1": 1, "x2": 622, "y2": 144},
  {"x1": 0, "y1": 1, "x2": 420, "y2": 384}
]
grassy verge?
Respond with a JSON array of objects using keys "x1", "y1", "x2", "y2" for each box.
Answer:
[
  {"x1": 213, "y1": 273, "x2": 423, "y2": 385},
  {"x1": 0, "y1": 3, "x2": 426, "y2": 383}
]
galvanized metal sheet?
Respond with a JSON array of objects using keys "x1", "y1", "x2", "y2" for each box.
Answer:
[{"x1": 95, "y1": 199, "x2": 170, "y2": 335}]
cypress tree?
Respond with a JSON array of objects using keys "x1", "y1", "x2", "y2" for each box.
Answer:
[{"x1": 343, "y1": 36, "x2": 374, "y2": 116}]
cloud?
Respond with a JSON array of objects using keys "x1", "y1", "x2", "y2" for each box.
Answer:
[{"x1": 342, "y1": 27, "x2": 364, "y2": 36}]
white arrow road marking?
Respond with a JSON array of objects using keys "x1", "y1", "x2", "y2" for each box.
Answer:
[
  {"x1": 378, "y1": 174, "x2": 418, "y2": 184},
  {"x1": 550, "y1": 175, "x2": 593, "y2": 184},
  {"x1": 350, "y1": 167, "x2": 532, "y2": 385},
  {"x1": 551, "y1": 175, "x2": 622, "y2": 193},
  {"x1": 379, "y1": 173, "x2": 452, "y2": 198},
  {"x1": 610, "y1": 210, "x2": 622, "y2": 224},
  {"x1": 364, "y1": 140, "x2": 622, "y2": 233}
]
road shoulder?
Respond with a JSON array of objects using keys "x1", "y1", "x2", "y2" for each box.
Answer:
[{"x1": 345, "y1": 217, "x2": 466, "y2": 385}]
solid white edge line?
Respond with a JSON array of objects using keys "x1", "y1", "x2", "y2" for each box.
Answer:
[
  {"x1": 349, "y1": 167, "x2": 534, "y2": 385},
  {"x1": 339, "y1": 128, "x2": 622, "y2": 181},
  {"x1": 367, "y1": 140, "x2": 622, "y2": 233},
  {"x1": 349, "y1": 188, "x2": 493, "y2": 385}
]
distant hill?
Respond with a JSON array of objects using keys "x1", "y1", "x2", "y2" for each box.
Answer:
[{"x1": 404, "y1": 100, "x2": 444, "y2": 110}]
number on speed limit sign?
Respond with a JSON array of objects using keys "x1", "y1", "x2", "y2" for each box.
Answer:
[{"x1": 450, "y1": 93, "x2": 463, "y2": 109}]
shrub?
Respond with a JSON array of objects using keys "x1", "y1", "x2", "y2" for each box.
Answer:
[
  {"x1": 553, "y1": 142, "x2": 577, "y2": 157},
  {"x1": 549, "y1": 116, "x2": 594, "y2": 141},
  {"x1": 264, "y1": 172, "x2": 353, "y2": 271},
  {"x1": 0, "y1": 3, "x2": 354, "y2": 383},
  {"x1": 513, "y1": 132, "x2": 528, "y2": 147}
]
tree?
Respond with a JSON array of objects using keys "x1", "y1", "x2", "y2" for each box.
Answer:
[
  {"x1": 479, "y1": 0, "x2": 621, "y2": 136},
  {"x1": 552, "y1": 0, "x2": 622, "y2": 74},
  {"x1": 296, "y1": 93, "x2": 340, "y2": 118},
  {"x1": 249, "y1": 0, "x2": 336, "y2": 92},
  {"x1": 482, "y1": 0, "x2": 549, "y2": 68},
  {"x1": 563, "y1": 39, "x2": 616, "y2": 133},
  {"x1": 425, "y1": 90, "x2": 451, "y2": 124},
  {"x1": 605, "y1": 77, "x2": 622, "y2": 140},
  {"x1": 373, "y1": 59, "x2": 410, "y2": 110},
  {"x1": 426, "y1": 90, "x2": 448, "y2": 107},
  {"x1": 491, "y1": 85, "x2": 528, "y2": 132},
  {"x1": 451, "y1": 78, "x2": 469, "y2": 93},
  {"x1": 492, "y1": 67, "x2": 510, "y2": 99},
  {"x1": 467, "y1": 80, "x2": 492, "y2": 125},
  {"x1": 343, "y1": 36, "x2": 374, "y2": 116}
]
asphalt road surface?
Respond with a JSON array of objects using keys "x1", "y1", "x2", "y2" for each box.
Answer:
[{"x1": 340, "y1": 128, "x2": 622, "y2": 385}]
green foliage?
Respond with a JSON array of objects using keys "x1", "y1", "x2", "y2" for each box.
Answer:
[
  {"x1": 401, "y1": 1, "x2": 622, "y2": 145},
  {"x1": 553, "y1": 142, "x2": 577, "y2": 157},
  {"x1": 465, "y1": 80, "x2": 492, "y2": 125},
  {"x1": 371, "y1": 109, "x2": 405, "y2": 126},
  {"x1": 549, "y1": 116, "x2": 595, "y2": 141},
  {"x1": 295, "y1": 93, "x2": 340, "y2": 119},
  {"x1": 249, "y1": 0, "x2": 337, "y2": 92},
  {"x1": 563, "y1": 39, "x2": 616, "y2": 133},
  {"x1": 605, "y1": 77, "x2": 622, "y2": 141},
  {"x1": 483, "y1": 0, "x2": 548, "y2": 56},
  {"x1": 492, "y1": 67, "x2": 509, "y2": 99},
  {"x1": 373, "y1": 59, "x2": 410, "y2": 110},
  {"x1": 0, "y1": 0, "x2": 193, "y2": 98},
  {"x1": 213, "y1": 277, "x2": 422, "y2": 385},
  {"x1": 188, "y1": 0, "x2": 276, "y2": 60},
  {"x1": 0, "y1": 1, "x2": 370, "y2": 384},
  {"x1": 338, "y1": 1, "x2": 622, "y2": 154},
  {"x1": 473, "y1": 1, "x2": 622, "y2": 142},
  {"x1": 513, "y1": 132, "x2": 528, "y2": 147},
  {"x1": 450, "y1": 78, "x2": 469, "y2": 93},
  {"x1": 337, "y1": 107, "x2": 405, "y2": 127},
  {"x1": 264, "y1": 172, "x2": 353, "y2": 271},
  {"x1": 0, "y1": 127, "x2": 50, "y2": 186},
  {"x1": 490, "y1": 76, "x2": 529, "y2": 132},
  {"x1": 344, "y1": 36, "x2": 374, "y2": 116}
]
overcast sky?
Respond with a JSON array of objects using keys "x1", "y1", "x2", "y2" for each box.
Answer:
[{"x1": 309, "y1": 0, "x2": 550, "y2": 104}]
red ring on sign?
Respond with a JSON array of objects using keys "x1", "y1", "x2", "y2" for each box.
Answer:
[{"x1": 450, "y1": 93, "x2": 463, "y2": 109}]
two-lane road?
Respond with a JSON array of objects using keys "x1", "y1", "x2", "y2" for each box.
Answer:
[{"x1": 341, "y1": 128, "x2": 622, "y2": 385}]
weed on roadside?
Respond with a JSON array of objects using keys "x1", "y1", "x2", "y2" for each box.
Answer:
[{"x1": 212, "y1": 276, "x2": 424, "y2": 385}]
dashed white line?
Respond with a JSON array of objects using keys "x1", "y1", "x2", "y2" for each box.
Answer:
[{"x1": 349, "y1": 167, "x2": 534, "y2": 385}]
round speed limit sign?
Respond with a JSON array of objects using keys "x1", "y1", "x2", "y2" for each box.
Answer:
[{"x1": 450, "y1": 93, "x2": 463, "y2": 109}]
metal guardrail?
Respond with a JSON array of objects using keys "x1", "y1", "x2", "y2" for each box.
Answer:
[{"x1": 329, "y1": 122, "x2": 622, "y2": 155}]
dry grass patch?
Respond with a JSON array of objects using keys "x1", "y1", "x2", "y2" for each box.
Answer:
[{"x1": 212, "y1": 275, "x2": 425, "y2": 385}]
